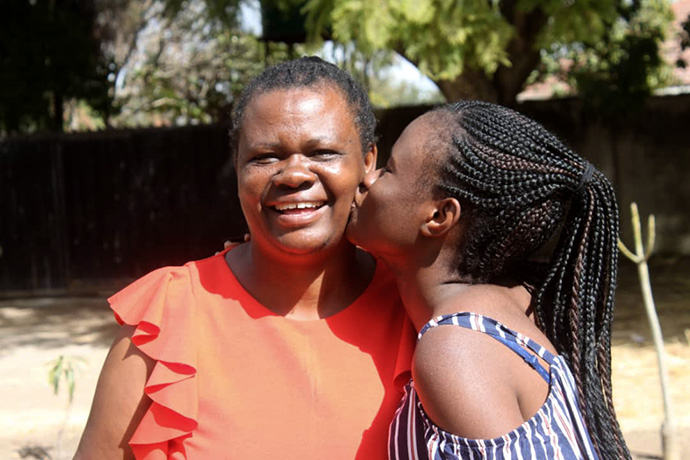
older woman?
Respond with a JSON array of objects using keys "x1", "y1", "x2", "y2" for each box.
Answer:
[{"x1": 74, "y1": 57, "x2": 415, "y2": 460}]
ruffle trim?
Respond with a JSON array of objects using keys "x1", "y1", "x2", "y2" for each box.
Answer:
[{"x1": 108, "y1": 265, "x2": 199, "y2": 459}]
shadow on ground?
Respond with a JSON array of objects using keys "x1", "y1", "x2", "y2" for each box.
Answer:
[
  {"x1": 0, "y1": 297, "x2": 118, "y2": 355},
  {"x1": 0, "y1": 256, "x2": 688, "y2": 460},
  {"x1": 614, "y1": 256, "x2": 690, "y2": 345}
]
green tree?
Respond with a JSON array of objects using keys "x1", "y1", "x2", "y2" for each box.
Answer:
[
  {"x1": 299, "y1": 0, "x2": 673, "y2": 106},
  {"x1": 0, "y1": 0, "x2": 268, "y2": 132},
  {"x1": 542, "y1": 0, "x2": 674, "y2": 113},
  {"x1": 0, "y1": 0, "x2": 114, "y2": 135},
  {"x1": 97, "y1": 0, "x2": 276, "y2": 127},
  {"x1": 109, "y1": 1, "x2": 266, "y2": 126}
]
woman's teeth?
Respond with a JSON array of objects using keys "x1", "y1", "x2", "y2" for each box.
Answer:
[{"x1": 274, "y1": 202, "x2": 324, "y2": 212}]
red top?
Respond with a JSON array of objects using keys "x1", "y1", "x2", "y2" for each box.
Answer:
[{"x1": 109, "y1": 249, "x2": 415, "y2": 459}]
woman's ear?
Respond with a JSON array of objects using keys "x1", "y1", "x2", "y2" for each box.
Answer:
[
  {"x1": 363, "y1": 144, "x2": 378, "y2": 175},
  {"x1": 421, "y1": 198, "x2": 461, "y2": 237}
]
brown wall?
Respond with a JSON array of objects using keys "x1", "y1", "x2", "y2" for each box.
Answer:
[{"x1": 519, "y1": 95, "x2": 690, "y2": 254}]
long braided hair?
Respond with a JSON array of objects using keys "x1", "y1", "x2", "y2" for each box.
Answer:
[{"x1": 434, "y1": 101, "x2": 629, "y2": 460}]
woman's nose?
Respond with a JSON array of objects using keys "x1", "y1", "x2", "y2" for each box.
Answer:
[{"x1": 273, "y1": 154, "x2": 315, "y2": 188}]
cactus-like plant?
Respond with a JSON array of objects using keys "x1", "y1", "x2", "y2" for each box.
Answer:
[{"x1": 618, "y1": 202, "x2": 678, "y2": 460}]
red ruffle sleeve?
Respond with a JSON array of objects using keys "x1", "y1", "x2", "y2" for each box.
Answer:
[{"x1": 108, "y1": 266, "x2": 199, "y2": 459}]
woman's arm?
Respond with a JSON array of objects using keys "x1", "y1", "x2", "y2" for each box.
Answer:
[{"x1": 73, "y1": 325, "x2": 154, "y2": 460}]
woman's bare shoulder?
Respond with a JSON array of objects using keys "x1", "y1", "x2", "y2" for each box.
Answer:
[{"x1": 412, "y1": 323, "x2": 525, "y2": 439}]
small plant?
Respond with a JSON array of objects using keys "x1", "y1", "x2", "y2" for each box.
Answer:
[
  {"x1": 47, "y1": 355, "x2": 84, "y2": 403},
  {"x1": 46, "y1": 355, "x2": 86, "y2": 459}
]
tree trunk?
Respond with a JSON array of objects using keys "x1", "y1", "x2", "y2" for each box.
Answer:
[
  {"x1": 436, "y1": 72, "x2": 499, "y2": 103},
  {"x1": 433, "y1": 4, "x2": 547, "y2": 107},
  {"x1": 52, "y1": 91, "x2": 64, "y2": 133}
]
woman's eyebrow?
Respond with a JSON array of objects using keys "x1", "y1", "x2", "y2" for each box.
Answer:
[
  {"x1": 245, "y1": 141, "x2": 282, "y2": 151},
  {"x1": 302, "y1": 136, "x2": 340, "y2": 148},
  {"x1": 245, "y1": 136, "x2": 343, "y2": 152}
]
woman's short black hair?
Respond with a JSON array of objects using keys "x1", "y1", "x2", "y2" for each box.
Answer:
[{"x1": 231, "y1": 56, "x2": 376, "y2": 155}]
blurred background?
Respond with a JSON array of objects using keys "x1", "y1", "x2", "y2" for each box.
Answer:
[{"x1": 1, "y1": 0, "x2": 689, "y2": 458}]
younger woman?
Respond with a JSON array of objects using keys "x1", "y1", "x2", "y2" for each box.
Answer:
[{"x1": 348, "y1": 101, "x2": 630, "y2": 459}]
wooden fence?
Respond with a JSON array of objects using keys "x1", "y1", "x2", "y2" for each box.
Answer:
[
  {"x1": 1, "y1": 97, "x2": 689, "y2": 293},
  {"x1": 0, "y1": 124, "x2": 246, "y2": 292}
]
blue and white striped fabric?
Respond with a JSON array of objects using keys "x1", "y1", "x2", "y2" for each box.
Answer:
[{"x1": 389, "y1": 312, "x2": 599, "y2": 460}]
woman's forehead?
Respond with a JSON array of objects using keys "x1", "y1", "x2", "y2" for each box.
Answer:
[
  {"x1": 393, "y1": 113, "x2": 450, "y2": 166},
  {"x1": 396, "y1": 115, "x2": 434, "y2": 149},
  {"x1": 250, "y1": 85, "x2": 348, "y2": 111},
  {"x1": 238, "y1": 87, "x2": 360, "y2": 149},
  {"x1": 243, "y1": 88, "x2": 353, "y2": 128}
]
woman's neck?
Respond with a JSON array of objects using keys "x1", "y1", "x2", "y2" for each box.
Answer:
[
  {"x1": 227, "y1": 241, "x2": 376, "y2": 320},
  {"x1": 385, "y1": 256, "x2": 530, "y2": 332},
  {"x1": 387, "y1": 262, "x2": 462, "y2": 331}
]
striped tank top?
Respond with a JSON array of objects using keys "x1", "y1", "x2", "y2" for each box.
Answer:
[{"x1": 389, "y1": 312, "x2": 599, "y2": 460}]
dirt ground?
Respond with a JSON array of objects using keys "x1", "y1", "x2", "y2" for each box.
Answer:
[{"x1": 1, "y1": 257, "x2": 689, "y2": 460}]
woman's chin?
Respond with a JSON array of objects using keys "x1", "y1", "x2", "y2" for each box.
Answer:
[{"x1": 265, "y1": 229, "x2": 351, "y2": 257}]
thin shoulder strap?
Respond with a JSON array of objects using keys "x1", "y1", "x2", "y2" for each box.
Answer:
[{"x1": 419, "y1": 312, "x2": 555, "y2": 383}]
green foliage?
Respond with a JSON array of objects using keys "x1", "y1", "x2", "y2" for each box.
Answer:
[
  {"x1": 309, "y1": 44, "x2": 445, "y2": 107},
  {"x1": 303, "y1": 0, "x2": 629, "y2": 82},
  {"x1": 0, "y1": 0, "x2": 114, "y2": 135},
  {"x1": 106, "y1": 0, "x2": 279, "y2": 127},
  {"x1": 301, "y1": 0, "x2": 673, "y2": 105},
  {"x1": 162, "y1": 0, "x2": 242, "y2": 28},
  {"x1": 546, "y1": 0, "x2": 674, "y2": 114},
  {"x1": 3, "y1": 0, "x2": 675, "y2": 130},
  {"x1": 306, "y1": 0, "x2": 513, "y2": 80},
  {"x1": 0, "y1": 0, "x2": 267, "y2": 132},
  {"x1": 522, "y1": 0, "x2": 618, "y2": 47},
  {"x1": 113, "y1": 29, "x2": 266, "y2": 126},
  {"x1": 111, "y1": 0, "x2": 439, "y2": 124}
]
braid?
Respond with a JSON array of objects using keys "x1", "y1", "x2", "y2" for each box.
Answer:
[{"x1": 436, "y1": 100, "x2": 630, "y2": 459}]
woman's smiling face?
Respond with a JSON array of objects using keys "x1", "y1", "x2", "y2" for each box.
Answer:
[{"x1": 235, "y1": 86, "x2": 376, "y2": 256}]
